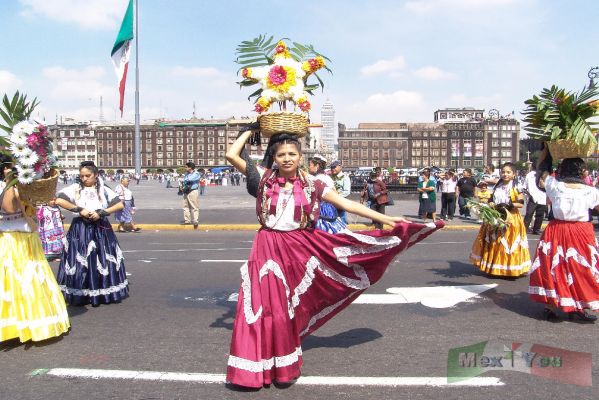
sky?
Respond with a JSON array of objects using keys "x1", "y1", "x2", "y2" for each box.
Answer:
[{"x1": 1, "y1": 0, "x2": 598, "y2": 128}]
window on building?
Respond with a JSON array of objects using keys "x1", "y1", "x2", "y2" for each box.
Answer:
[
  {"x1": 502, "y1": 140, "x2": 511, "y2": 147},
  {"x1": 218, "y1": 130, "x2": 225, "y2": 136},
  {"x1": 463, "y1": 160, "x2": 471, "y2": 167}
]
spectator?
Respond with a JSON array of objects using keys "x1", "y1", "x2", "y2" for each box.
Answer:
[
  {"x1": 481, "y1": 164, "x2": 499, "y2": 186},
  {"x1": 330, "y1": 160, "x2": 351, "y2": 224},
  {"x1": 418, "y1": 168, "x2": 437, "y2": 222},
  {"x1": 181, "y1": 162, "x2": 200, "y2": 228},
  {"x1": 523, "y1": 170, "x2": 547, "y2": 235},
  {"x1": 456, "y1": 168, "x2": 477, "y2": 219},
  {"x1": 439, "y1": 170, "x2": 457, "y2": 220}
]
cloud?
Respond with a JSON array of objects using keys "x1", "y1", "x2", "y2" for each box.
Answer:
[
  {"x1": 41, "y1": 65, "x2": 115, "y2": 101},
  {"x1": 19, "y1": 0, "x2": 128, "y2": 30},
  {"x1": 405, "y1": 0, "x2": 518, "y2": 13},
  {"x1": 349, "y1": 90, "x2": 429, "y2": 122},
  {"x1": 43, "y1": 66, "x2": 106, "y2": 80},
  {"x1": 0, "y1": 70, "x2": 23, "y2": 94},
  {"x1": 360, "y1": 56, "x2": 406, "y2": 77},
  {"x1": 413, "y1": 66, "x2": 454, "y2": 80}
]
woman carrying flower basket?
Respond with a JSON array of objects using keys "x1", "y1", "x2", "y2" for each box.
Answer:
[
  {"x1": 225, "y1": 130, "x2": 444, "y2": 389},
  {"x1": 55, "y1": 161, "x2": 129, "y2": 306},
  {"x1": 470, "y1": 162, "x2": 531, "y2": 277},
  {"x1": 0, "y1": 154, "x2": 70, "y2": 343},
  {"x1": 528, "y1": 146, "x2": 599, "y2": 322}
]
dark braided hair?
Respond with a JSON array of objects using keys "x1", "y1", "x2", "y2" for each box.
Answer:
[
  {"x1": 0, "y1": 153, "x2": 13, "y2": 181},
  {"x1": 309, "y1": 157, "x2": 326, "y2": 175},
  {"x1": 557, "y1": 157, "x2": 587, "y2": 184}
]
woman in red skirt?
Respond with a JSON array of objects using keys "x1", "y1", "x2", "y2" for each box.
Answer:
[
  {"x1": 224, "y1": 129, "x2": 444, "y2": 389},
  {"x1": 529, "y1": 146, "x2": 599, "y2": 322}
]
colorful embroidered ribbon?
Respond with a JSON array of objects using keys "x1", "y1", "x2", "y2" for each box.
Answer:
[{"x1": 267, "y1": 175, "x2": 311, "y2": 221}]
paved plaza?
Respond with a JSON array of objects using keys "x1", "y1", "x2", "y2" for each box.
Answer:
[{"x1": 2, "y1": 181, "x2": 598, "y2": 400}]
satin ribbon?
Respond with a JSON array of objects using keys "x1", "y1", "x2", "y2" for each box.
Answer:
[{"x1": 267, "y1": 174, "x2": 311, "y2": 222}]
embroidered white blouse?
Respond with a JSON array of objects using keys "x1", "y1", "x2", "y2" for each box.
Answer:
[
  {"x1": 115, "y1": 184, "x2": 133, "y2": 201},
  {"x1": 58, "y1": 184, "x2": 119, "y2": 211},
  {"x1": 544, "y1": 176, "x2": 599, "y2": 222},
  {"x1": 258, "y1": 167, "x2": 331, "y2": 231}
]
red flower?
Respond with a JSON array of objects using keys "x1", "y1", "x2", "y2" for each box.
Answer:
[
  {"x1": 298, "y1": 100, "x2": 311, "y2": 112},
  {"x1": 255, "y1": 103, "x2": 265, "y2": 113},
  {"x1": 268, "y1": 65, "x2": 287, "y2": 86},
  {"x1": 242, "y1": 68, "x2": 249, "y2": 78},
  {"x1": 276, "y1": 45, "x2": 285, "y2": 54}
]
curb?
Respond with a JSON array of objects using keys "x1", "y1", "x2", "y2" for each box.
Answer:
[{"x1": 64, "y1": 223, "x2": 485, "y2": 231}]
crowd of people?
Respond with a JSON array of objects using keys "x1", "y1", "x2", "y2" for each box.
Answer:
[{"x1": 1, "y1": 136, "x2": 598, "y2": 390}]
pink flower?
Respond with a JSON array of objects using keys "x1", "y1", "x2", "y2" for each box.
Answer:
[
  {"x1": 26, "y1": 134, "x2": 40, "y2": 147},
  {"x1": 268, "y1": 65, "x2": 287, "y2": 86}
]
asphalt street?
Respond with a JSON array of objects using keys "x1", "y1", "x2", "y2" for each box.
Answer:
[
  {"x1": 57, "y1": 179, "x2": 491, "y2": 228},
  {"x1": 2, "y1": 229, "x2": 598, "y2": 400}
]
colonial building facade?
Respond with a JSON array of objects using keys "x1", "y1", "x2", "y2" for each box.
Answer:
[{"x1": 338, "y1": 111, "x2": 520, "y2": 170}]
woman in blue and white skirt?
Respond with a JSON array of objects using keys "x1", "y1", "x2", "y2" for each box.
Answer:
[
  {"x1": 114, "y1": 177, "x2": 140, "y2": 232},
  {"x1": 55, "y1": 161, "x2": 129, "y2": 306},
  {"x1": 308, "y1": 155, "x2": 347, "y2": 233}
]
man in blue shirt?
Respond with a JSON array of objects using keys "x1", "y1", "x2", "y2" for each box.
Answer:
[{"x1": 181, "y1": 161, "x2": 201, "y2": 228}]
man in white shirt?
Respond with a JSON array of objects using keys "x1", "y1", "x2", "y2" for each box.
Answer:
[
  {"x1": 523, "y1": 170, "x2": 547, "y2": 235},
  {"x1": 331, "y1": 160, "x2": 351, "y2": 223},
  {"x1": 439, "y1": 169, "x2": 458, "y2": 220}
]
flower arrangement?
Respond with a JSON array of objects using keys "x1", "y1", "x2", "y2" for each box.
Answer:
[
  {"x1": 522, "y1": 83, "x2": 599, "y2": 154},
  {"x1": 8, "y1": 120, "x2": 57, "y2": 184},
  {"x1": 467, "y1": 198, "x2": 509, "y2": 232},
  {"x1": 1, "y1": 92, "x2": 59, "y2": 205},
  {"x1": 236, "y1": 35, "x2": 331, "y2": 114}
]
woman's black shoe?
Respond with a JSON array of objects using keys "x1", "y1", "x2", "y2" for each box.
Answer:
[
  {"x1": 543, "y1": 308, "x2": 560, "y2": 321},
  {"x1": 568, "y1": 311, "x2": 597, "y2": 322}
]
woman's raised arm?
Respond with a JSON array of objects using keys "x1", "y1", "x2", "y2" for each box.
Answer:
[{"x1": 225, "y1": 130, "x2": 254, "y2": 175}]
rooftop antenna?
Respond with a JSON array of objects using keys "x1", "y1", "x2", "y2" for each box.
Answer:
[{"x1": 193, "y1": 101, "x2": 197, "y2": 118}]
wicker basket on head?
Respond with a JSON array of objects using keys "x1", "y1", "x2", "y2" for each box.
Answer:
[
  {"x1": 258, "y1": 112, "x2": 308, "y2": 138},
  {"x1": 546, "y1": 139, "x2": 596, "y2": 159},
  {"x1": 17, "y1": 168, "x2": 59, "y2": 206}
]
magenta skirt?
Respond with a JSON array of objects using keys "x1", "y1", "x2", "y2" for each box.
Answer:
[{"x1": 226, "y1": 221, "x2": 444, "y2": 388}]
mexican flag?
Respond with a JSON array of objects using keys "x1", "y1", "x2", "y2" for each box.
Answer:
[
  {"x1": 111, "y1": 0, "x2": 134, "y2": 117},
  {"x1": 447, "y1": 340, "x2": 592, "y2": 386}
]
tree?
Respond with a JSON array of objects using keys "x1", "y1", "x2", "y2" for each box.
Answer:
[{"x1": 586, "y1": 160, "x2": 598, "y2": 171}]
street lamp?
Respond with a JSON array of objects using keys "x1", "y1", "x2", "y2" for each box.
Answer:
[{"x1": 589, "y1": 66, "x2": 599, "y2": 87}]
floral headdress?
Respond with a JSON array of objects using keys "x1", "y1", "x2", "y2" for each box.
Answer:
[{"x1": 236, "y1": 35, "x2": 331, "y2": 114}]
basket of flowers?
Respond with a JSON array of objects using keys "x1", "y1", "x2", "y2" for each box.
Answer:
[
  {"x1": 235, "y1": 35, "x2": 331, "y2": 137},
  {"x1": 522, "y1": 83, "x2": 599, "y2": 159},
  {"x1": 0, "y1": 92, "x2": 58, "y2": 205}
]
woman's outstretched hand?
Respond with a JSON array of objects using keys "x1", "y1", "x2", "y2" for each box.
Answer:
[{"x1": 385, "y1": 216, "x2": 411, "y2": 226}]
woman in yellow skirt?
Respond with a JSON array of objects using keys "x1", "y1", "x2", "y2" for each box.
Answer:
[
  {"x1": 0, "y1": 155, "x2": 70, "y2": 343},
  {"x1": 470, "y1": 162, "x2": 531, "y2": 277}
]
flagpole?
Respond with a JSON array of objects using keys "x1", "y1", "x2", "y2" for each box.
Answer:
[{"x1": 134, "y1": 0, "x2": 141, "y2": 175}]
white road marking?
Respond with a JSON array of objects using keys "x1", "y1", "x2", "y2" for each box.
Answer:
[
  {"x1": 354, "y1": 284, "x2": 498, "y2": 308},
  {"x1": 123, "y1": 247, "x2": 251, "y2": 253},
  {"x1": 36, "y1": 368, "x2": 504, "y2": 387},
  {"x1": 138, "y1": 260, "x2": 152, "y2": 263},
  {"x1": 225, "y1": 284, "x2": 496, "y2": 309}
]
